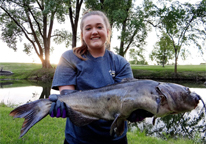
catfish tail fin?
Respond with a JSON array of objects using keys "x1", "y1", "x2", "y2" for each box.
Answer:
[{"x1": 9, "y1": 99, "x2": 52, "y2": 138}]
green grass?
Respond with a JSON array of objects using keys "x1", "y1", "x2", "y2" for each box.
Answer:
[
  {"x1": 0, "y1": 106, "x2": 65, "y2": 144},
  {"x1": 127, "y1": 131, "x2": 194, "y2": 144},
  {"x1": 0, "y1": 63, "x2": 42, "y2": 80},
  {"x1": 0, "y1": 106, "x2": 196, "y2": 144},
  {"x1": 0, "y1": 62, "x2": 56, "y2": 80},
  {"x1": 131, "y1": 65, "x2": 206, "y2": 80},
  {"x1": 131, "y1": 65, "x2": 206, "y2": 72}
]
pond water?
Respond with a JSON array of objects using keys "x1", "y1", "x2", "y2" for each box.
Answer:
[
  {"x1": 0, "y1": 80, "x2": 206, "y2": 142},
  {"x1": 0, "y1": 85, "x2": 59, "y2": 106}
]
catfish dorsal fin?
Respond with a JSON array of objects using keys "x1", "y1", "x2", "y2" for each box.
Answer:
[
  {"x1": 110, "y1": 114, "x2": 125, "y2": 137},
  {"x1": 121, "y1": 78, "x2": 137, "y2": 83}
]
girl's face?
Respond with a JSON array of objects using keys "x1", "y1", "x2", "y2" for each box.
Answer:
[{"x1": 82, "y1": 15, "x2": 108, "y2": 51}]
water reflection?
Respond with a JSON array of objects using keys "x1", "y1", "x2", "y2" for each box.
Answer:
[
  {"x1": 39, "y1": 85, "x2": 52, "y2": 99},
  {"x1": 0, "y1": 81, "x2": 59, "y2": 106},
  {"x1": 0, "y1": 86, "x2": 42, "y2": 106},
  {"x1": 0, "y1": 80, "x2": 206, "y2": 142},
  {"x1": 0, "y1": 81, "x2": 13, "y2": 88}
]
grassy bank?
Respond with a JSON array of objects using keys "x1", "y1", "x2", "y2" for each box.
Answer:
[
  {"x1": 0, "y1": 63, "x2": 55, "y2": 81},
  {"x1": 132, "y1": 65, "x2": 206, "y2": 80},
  {"x1": 0, "y1": 106, "x2": 194, "y2": 144},
  {"x1": 0, "y1": 63, "x2": 206, "y2": 81}
]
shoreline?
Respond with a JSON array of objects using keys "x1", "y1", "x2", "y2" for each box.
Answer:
[{"x1": 0, "y1": 63, "x2": 205, "y2": 82}]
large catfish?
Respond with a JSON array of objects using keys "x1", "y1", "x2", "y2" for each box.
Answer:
[{"x1": 10, "y1": 79, "x2": 205, "y2": 138}]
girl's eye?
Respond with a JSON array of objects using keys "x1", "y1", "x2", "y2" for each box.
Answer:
[
  {"x1": 86, "y1": 28, "x2": 91, "y2": 31},
  {"x1": 98, "y1": 26, "x2": 102, "y2": 29}
]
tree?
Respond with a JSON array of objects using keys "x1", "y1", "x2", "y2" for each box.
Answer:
[
  {"x1": 85, "y1": 0, "x2": 129, "y2": 50},
  {"x1": 0, "y1": 0, "x2": 69, "y2": 68},
  {"x1": 129, "y1": 48, "x2": 148, "y2": 65},
  {"x1": 150, "y1": 32, "x2": 174, "y2": 67},
  {"x1": 144, "y1": 0, "x2": 206, "y2": 74},
  {"x1": 85, "y1": 0, "x2": 121, "y2": 32},
  {"x1": 117, "y1": 2, "x2": 148, "y2": 57},
  {"x1": 85, "y1": 0, "x2": 149, "y2": 56},
  {"x1": 53, "y1": 0, "x2": 83, "y2": 49},
  {"x1": 68, "y1": 0, "x2": 83, "y2": 48}
]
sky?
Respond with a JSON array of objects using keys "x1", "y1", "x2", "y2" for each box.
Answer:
[{"x1": 0, "y1": 0, "x2": 205, "y2": 65}]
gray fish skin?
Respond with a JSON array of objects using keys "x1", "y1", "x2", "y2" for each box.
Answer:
[{"x1": 9, "y1": 79, "x2": 202, "y2": 138}]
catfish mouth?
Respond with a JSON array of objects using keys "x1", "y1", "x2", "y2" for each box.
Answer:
[{"x1": 127, "y1": 109, "x2": 154, "y2": 122}]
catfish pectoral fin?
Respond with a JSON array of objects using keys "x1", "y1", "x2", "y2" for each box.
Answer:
[
  {"x1": 115, "y1": 119, "x2": 125, "y2": 136},
  {"x1": 66, "y1": 106, "x2": 98, "y2": 126},
  {"x1": 110, "y1": 114, "x2": 125, "y2": 136},
  {"x1": 9, "y1": 99, "x2": 52, "y2": 138}
]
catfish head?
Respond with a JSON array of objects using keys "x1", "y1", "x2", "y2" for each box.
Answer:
[{"x1": 155, "y1": 82, "x2": 201, "y2": 117}]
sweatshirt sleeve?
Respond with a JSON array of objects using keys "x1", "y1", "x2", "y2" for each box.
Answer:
[
  {"x1": 113, "y1": 54, "x2": 133, "y2": 83},
  {"x1": 51, "y1": 50, "x2": 77, "y2": 90}
]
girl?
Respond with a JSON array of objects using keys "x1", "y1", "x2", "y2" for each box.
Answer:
[{"x1": 51, "y1": 10, "x2": 133, "y2": 144}]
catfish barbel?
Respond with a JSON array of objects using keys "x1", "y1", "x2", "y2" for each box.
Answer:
[{"x1": 9, "y1": 79, "x2": 206, "y2": 138}]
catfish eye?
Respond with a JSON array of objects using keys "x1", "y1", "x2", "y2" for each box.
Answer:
[{"x1": 185, "y1": 87, "x2": 191, "y2": 93}]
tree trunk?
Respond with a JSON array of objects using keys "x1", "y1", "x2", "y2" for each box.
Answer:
[
  {"x1": 42, "y1": 12, "x2": 52, "y2": 69},
  {"x1": 69, "y1": 0, "x2": 83, "y2": 48},
  {"x1": 72, "y1": 31, "x2": 77, "y2": 48},
  {"x1": 174, "y1": 49, "x2": 178, "y2": 76},
  {"x1": 119, "y1": 19, "x2": 127, "y2": 57},
  {"x1": 118, "y1": 0, "x2": 131, "y2": 57},
  {"x1": 174, "y1": 57, "x2": 178, "y2": 74},
  {"x1": 44, "y1": 47, "x2": 52, "y2": 68},
  {"x1": 162, "y1": 51, "x2": 165, "y2": 67},
  {"x1": 38, "y1": 48, "x2": 52, "y2": 68},
  {"x1": 119, "y1": 40, "x2": 125, "y2": 57}
]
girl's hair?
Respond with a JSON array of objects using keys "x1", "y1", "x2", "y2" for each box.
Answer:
[{"x1": 73, "y1": 10, "x2": 111, "y2": 60}]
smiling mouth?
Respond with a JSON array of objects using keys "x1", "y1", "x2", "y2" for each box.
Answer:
[{"x1": 91, "y1": 37, "x2": 100, "y2": 40}]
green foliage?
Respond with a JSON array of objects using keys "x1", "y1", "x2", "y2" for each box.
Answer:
[
  {"x1": 85, "y1": 0, "x2": 149, "y2": 57},
  {"x1": 0, "y1": 0, "x2": 70, "y2": 68},
  {"x1": 150, "y1": 32, "x2": 174, "y2": 67},
  {"x1": 53, "y1": 29, "x2": 72, "y2": 48},
  {"x1": 129, "y1": 48, "x2": 148, "y2": 65},
  {"x1": 85, "y1": 0, "x2": 128, "y2": 27},
  {"x1": 144, "y1": 0, "x2": 206, "y2": 73}
]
